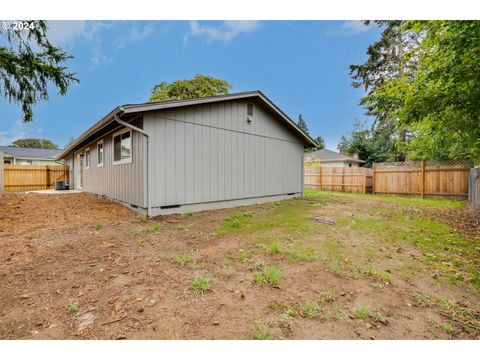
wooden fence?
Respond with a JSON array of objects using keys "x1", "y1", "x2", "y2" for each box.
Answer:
[
  {"x1": 372, "y1": 161, "x2": 469, "y2": 199},
  {"x1": 304, "y1": 166, "x2": 373, "y2": 194},
  {"x1": 3, "y1": 164, "x2": 69, "y2": 192}
]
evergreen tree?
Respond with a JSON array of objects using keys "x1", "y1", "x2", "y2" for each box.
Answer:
[
  {"x1": 305, "y1": 135, "x2": 326, "y2": 153},
  {"x1": 352, "y1": 20, "x2": 480, "y2": 164},
  {"x1": 0, "y1": 20, "x2": 78, "y2": 122},
  {"x1": 337, "y1": 120, "x2": 397, "y2": 167},
  {"x1": 297, "y1": 114, "x2": 309, "y2": 135}
]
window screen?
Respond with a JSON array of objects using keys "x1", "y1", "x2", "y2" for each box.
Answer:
[
  {"x1": 247, "y1": 103, "x2": 253, "y2": 116},
  {"x1": 97, "y1": 142, "x2": 104, "y2": 165},
  {"x1": 85, "y1": 148, "x2": 90, "y2": 168},
  {"x1": 114, "y1": 131, "x2": 131, "y2": 162}
]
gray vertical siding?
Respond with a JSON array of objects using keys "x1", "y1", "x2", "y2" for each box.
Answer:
[
  {"x1": 64, "y1": 155, "x2": 74, "y2": 187},
  {"x1": 74, "y1": 124, "x2": 146, "y2": 208},
  {"x1": 144, "y1": 99, "x2": 304, "y2": 209}
]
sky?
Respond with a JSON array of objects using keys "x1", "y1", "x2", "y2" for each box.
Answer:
[{"x1": 0, "y1": 20, "x2": 381, "y2": 150}]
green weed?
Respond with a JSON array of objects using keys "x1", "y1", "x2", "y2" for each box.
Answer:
[
  {"x1": 254, "y1": 266, "x2": 282, "y2": 286},
  {"x1": 301, "y1": 299, "x2": 321, "y2": 318},
  {"x1": 192, "y1": 277, "x2": 212, "y2": 294},
  {"x1": 67, "y1": 301, "x2": 78, "y2": 313},
  {"x1": 289, "y1": 243, "x2": 317, "y2": 262},
  {"x1": 261, "y1": 240, "x2": 282, "y2": 254},
  {"x1": 136, "y1": 223, "x2": 162, "y2": 236},
  {"x1": 365, "y1": 265, "x2": 393, "y2": 283},
  {"x1": 441, "y1": 323, "x2": 455, "y2": 334},
  {"x1": 250, "y1": 324, "x2": 276, "y2": 340},
  {"x1": 177, "y1": 254, "x2": 193, "y2": 266}
]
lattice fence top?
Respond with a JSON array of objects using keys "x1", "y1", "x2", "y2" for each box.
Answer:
[
  {"x1": 375, "y1": 161, "x2": 422, "y2": 168},
  {"x1": 375, "y1": 160, "x2": 469, "y2": 169},
  {"x1": 424, "y1": 160, "x2": 469, "y2": 169}
]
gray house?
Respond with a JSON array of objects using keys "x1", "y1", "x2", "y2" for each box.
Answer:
[
  {"x1": 56, "y1": 91, "x2": 316, "y2": 216},
  {"x1": 0, "y1": 146, "x2": 63, "y2": 165},
  {"x1": 304, "y1": 148, "x2": 365, "y2": 167}
]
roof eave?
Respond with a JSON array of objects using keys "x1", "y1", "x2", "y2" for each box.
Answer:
[
  {"x1": 55, "y1": 106, "x2": 124, "y2": 160},
  {"x1": 57, "y1": 91, "x2": 317, "y2": 160}
]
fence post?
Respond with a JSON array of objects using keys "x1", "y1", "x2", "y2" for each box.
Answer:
[
  {"x1": 421, "y1": 160, "x2": 426, "y2": 198},
  {"x1": 372, "y1": 162, "x2": 376, "y2": 194},
  {"x1": 0, "y1": 151, "x2": 4, "y2": 194},
  {"x1": 319, "y1": 166, "x2": 323, "y2": 191}
]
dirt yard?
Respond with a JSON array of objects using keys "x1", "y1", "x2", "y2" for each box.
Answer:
[{"x1": 0, "y1": 190, "x2": 479, "y2": 340}]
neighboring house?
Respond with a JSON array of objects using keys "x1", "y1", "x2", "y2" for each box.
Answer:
[
  {"x1": 304, "y1": 148, "x2": 365, "y2": 167},
  {"x1": 0, "y1": 146, "x2": 63, "y2": 165},
  {"x1": 56, "y1": 91, "x2": 316, "y2": 216}
]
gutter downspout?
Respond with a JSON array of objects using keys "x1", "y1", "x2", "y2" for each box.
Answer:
[{"x1": 114, "y1": 114, "x2": 150, "y2": 217}]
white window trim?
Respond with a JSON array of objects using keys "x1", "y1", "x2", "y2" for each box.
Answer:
[
  {"x1": 112, "y1": 128, "x2": 133, "y2": 165},
  {"x1": 85, "y1": 147, "x2": 90, "y2": 169},
  {"x1": 97, "y1": 139, "x2": 104, "y2": 167}
]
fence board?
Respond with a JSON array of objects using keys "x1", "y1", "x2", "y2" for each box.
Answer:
[
  {"x1": 373, "y1": 161, "x2": 469, "y2": 199},
  {"x1": 304, "y1": 166, "x2": 372, "y2": 194},
  {"x1": 3, "y1": 164, "x2": 69, "y2": 192}
]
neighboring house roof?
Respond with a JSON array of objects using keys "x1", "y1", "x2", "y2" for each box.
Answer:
[
  {"x1": 304, "y1": 148, "x2": 365, "y2": 163},
  {"x1": 0, "y1": 146, "x2": 63, "y2": 160},
  {"x1": 56, "y1": 90, "x2": 317, "y2": 160}
]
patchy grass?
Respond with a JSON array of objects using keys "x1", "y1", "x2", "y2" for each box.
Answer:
[
  {"x1": 135, "y1": 223, "x2": 162, "y2": 236},
  {"x1": 230, "y1": 249, "x2": 254, "y2": 263},
  {"x1": 217, "y1": 212, "x2": 255, "y2": 234},
  {"x1": 219, "y1": 261, "x2": 235, "y2": 278},
  {"x1": 301, "y1": 299, "x2": 321, "y2": 318},
  {"x1": 289, "y1": 243, "x2": 317, "y2": 262},
  {"x1": 350, "y1": 304, "x2": 387, "y2": 324},
  {"x1": 305, "y1": 189, "x2": 462, "y2": 208},
  {"x1": 329, "y1": 261, "x2": 343, "y2": 277},
  {"x1": 260, "y1": 240, "x2": 282, "y2": 255},
  {"x1": 254, "y1": 266, "x2": 282, "y2": 286},
  {"x1": 364, "y1": 265, "x2": 393, "y2": 283},
  {"x1": 192, "y1": 277, "x2": 212, "y2": 294},
  {"x1": 95, "y1": 223, "x2": 103, "y2": 230},
  {"x1": 183, "y1": 211, "x2": 193, "y2": 217},
  {"x1": 176, "y1": 254, "x2": 193, "y2": 266},
  {"x1": 250, "y1": 324, "x2": 276, "y2": 340},
  {"x1": 350, "y1": 215, "x2": 479, "y2": 291},
  {"x1": 157, "y1": 252, "x2": 195, "y2": 267}
]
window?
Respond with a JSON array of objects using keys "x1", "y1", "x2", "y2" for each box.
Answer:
[
  {"x1": 85, "y1": 148, "x2": 90, "y2": 169},
  {"x1": 247, "y1": 103, "x2": 254, "y2": 116},
  {"x1": 113, "y1": 128, "x2": 132, "y2": 165},
  {"x1": 97, "y1": 140, "x2": 104, "y2": 167}
]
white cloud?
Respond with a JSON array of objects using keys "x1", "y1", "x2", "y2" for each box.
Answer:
[
  {"x1": 46, "y1": 21, "x2": 88, "y2": 46},
  {"x1": 47, "y1": 21, "x2": 115, "y2": 47},
  {"x1": 46, "y1": 21, "x2": 166, "y2": 67},
  {"x1": 90, "y1": 46, "x2": 112, "y2": 67},
  {"x1": 0, "y1": 119, "x2": 31, "y2": 145},
  {"x1": 187, "y1": 20, "x2": 260, "y2": 43},
  {"x1": 341, "y1": 20, "x2": 371, "y2": 34},
  {"x1": 116, "y1": 22, "x2": 157, "y2": 49}
]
